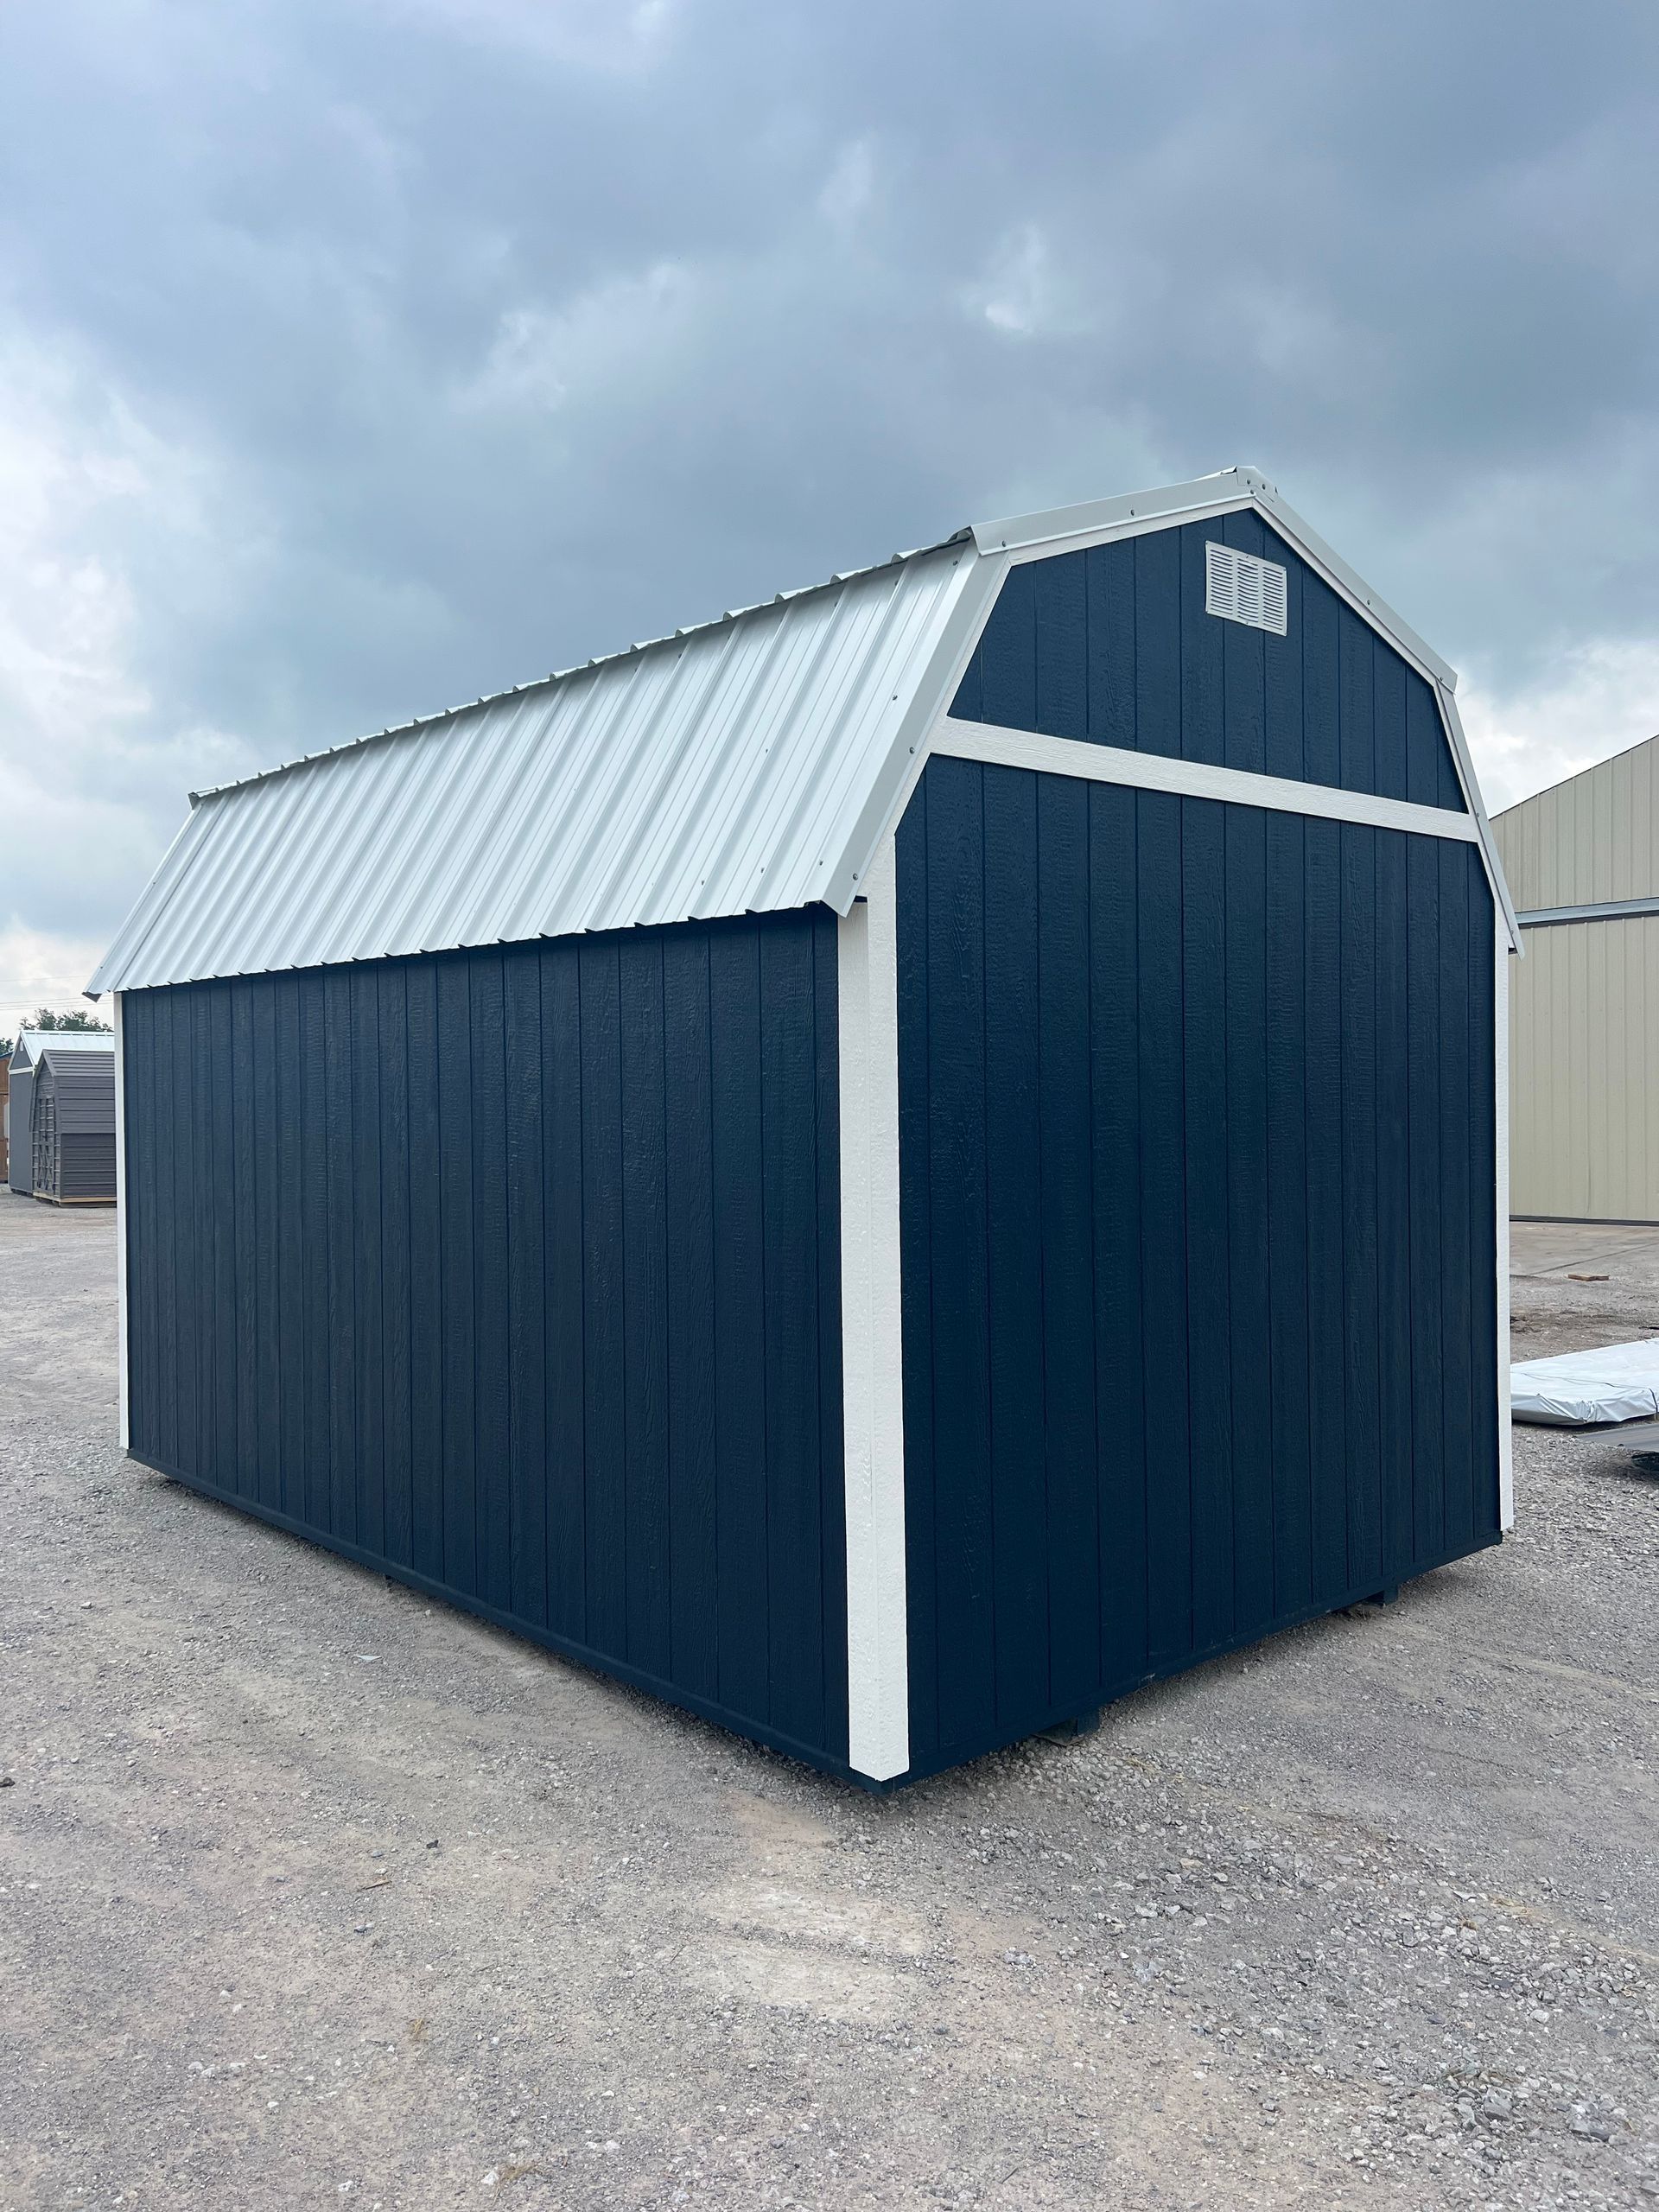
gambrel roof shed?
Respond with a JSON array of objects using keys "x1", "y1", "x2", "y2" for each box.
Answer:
[
  {"x1": 94, "y1": 467, "x2": 1516, "y2": 1789},
  {"x1": 90, "y1": 467, "x2": 1516, "y2": 997}
]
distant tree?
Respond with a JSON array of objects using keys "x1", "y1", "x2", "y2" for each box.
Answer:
[
  {"x1": 27, "y1": 1007, "x2": 111, "y2": 1033},
  {"x1": 0, "y1": 1034, "x2": 11, "y2": 1060}
]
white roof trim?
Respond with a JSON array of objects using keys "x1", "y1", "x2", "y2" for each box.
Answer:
[
  {"x1": 976, "y1": 465, "x2": 1459, "y2": 694},
  {"x1": 88, "y1": 471, "x2": 1516, "y2": 995},
  {"x1": 1434, "y1": 683, "x2": 1522, "y2": 954},
  {"x1": 953, "y1": 467, "x2": 1517, "y2": 950}
]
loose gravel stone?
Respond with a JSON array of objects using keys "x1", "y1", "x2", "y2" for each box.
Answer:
[{"x1": 2, "y1": 1197, "x2": 1656, "y2": 2208}]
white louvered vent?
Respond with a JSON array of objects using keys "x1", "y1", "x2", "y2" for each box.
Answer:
[{"x1": 1205, "y1": 542, "x2": 1288, "y2": 636}]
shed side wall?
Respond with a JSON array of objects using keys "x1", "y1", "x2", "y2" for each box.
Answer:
[
  {"x1": 122, "y1": 912, "x2": 849, "y2": 1770},
  {"x1": 951, "y1": 515, "x2": 1467, "y2": 812},
  {"x1": 897, "y1": 756, "x2": 1500, "y2": 1776}
]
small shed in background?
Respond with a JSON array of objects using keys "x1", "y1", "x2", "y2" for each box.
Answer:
[
  {"x1": 0, "y1": 1054, "x2": 9, "y2": 1185},
  {"x1": 91, "y1": 466, "x2": 1516, "y2": 1789},
  {"x1": 7, "y1": 1029, "x2": 116, "y2": 1200},
  {"x1": 30, "y1": 1044, "x2": 118, "y2": 1205},
  {"x1": 1493, "y1": 732, "x2": 1659, "y2": 1223}
]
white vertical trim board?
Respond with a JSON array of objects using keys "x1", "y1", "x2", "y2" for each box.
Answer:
[
  {"x1": 1496, "y1": 942, "x2": 1514, "y2": 1530},
  {"x1": 112, "y1": 992, "x2": 130, "y2": 1452},
  {"x1": 837, "y1": 836, "x2": 910, "y2": 1783}
]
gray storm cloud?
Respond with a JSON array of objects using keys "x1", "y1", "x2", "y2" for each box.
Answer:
[{"x1": 1, "y1": 0, "x2": 1655, "y2": 1023}]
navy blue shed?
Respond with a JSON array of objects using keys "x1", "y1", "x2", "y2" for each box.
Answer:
[{"x1": 90, "y1": 467, "x2": 1519, "y2": 1788}]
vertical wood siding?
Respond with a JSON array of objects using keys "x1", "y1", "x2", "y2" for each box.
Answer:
[
  {"x1": 122, "y1": 912, "x2": 849, "y2": 1770},
  {"x1": 898, "y1": 757, "x2": 1499, "y2": 1777},
  {"x1": 951, "y1": 517, "x2": 1467, "y2": 812}
]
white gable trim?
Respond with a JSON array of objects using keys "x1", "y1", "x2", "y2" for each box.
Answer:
[
  {"x1": 1436, "y1": 683, "x2": 1522, "y2": 953},
  {"x1": 822, "y1": 550, "x2": 1009, "y2": 918},
  {"x1": 976, "y1": 466, "x2": 1458, "y2": 693},
  {"x1": 889, "y1": 476, "x2": 1521, "y2": 949}
]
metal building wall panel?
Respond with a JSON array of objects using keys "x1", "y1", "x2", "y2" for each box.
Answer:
[
  {"x1": 119, "y1": 913, "x2": 853, "y2": 1776},
  {"x1": 1493, "y1": 737, "x2": 1659, "y2": 1219},
  {"x1": 1494, "y1": 734, "x2": 1659, "y2": 910},
  {"x1": 1508, "y1": 914, "x2": 1659, "y2": 1220},
  {"x1": 90, "y1": 546, "x2": 979, "y2": 995}
]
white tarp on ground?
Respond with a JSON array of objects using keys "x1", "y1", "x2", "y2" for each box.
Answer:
[{"x1": 1510, "y1": 1338, "x2": 1659, "y2": 1426}]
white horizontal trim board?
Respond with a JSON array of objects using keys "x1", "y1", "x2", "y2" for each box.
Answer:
[
  {"x1": 836, "y1": 837, "x2": 909, "y2": 1783},
  {"x1": 932, "y1": 716, "x2": 1485, "y2": 843}
]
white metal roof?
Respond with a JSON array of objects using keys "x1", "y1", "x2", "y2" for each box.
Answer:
[
  {"x1": 10, "y1": 1027, "x2": 112, "y2": 1069},
  {"x1": 89, "y1": 467, "x2": 1515, "y2": 995}
]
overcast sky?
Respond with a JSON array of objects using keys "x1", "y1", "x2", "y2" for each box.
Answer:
[{"x1": 3, "y1": 0, "x2": 1656, "y2": 1033}]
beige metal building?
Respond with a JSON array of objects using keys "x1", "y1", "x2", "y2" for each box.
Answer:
[{"x1": 1492, "y1": 733, "x2": 1659, "y2": 1220}]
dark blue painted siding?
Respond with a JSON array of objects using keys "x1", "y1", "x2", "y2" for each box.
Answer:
[
  {"x1": 951, "y1": 516, "x2": 1468, "y2": 811},
  {"x1": 897, "y1": 756, "x2": 1499, "y2": 1777},
  {"x1": 122, "y1": 912, "x2": 849, "y2": 1773}
]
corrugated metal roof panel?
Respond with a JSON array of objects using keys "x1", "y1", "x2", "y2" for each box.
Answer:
[
  {"x1": 90, "y1": 466, "x2": 1515, "y2": 995},
  {"x1": 91, "y1": 538, "x2": 982, "y2": 994},
  {"x1": 10, "y1": 1027, "x2": 112, "y2": 1068}
]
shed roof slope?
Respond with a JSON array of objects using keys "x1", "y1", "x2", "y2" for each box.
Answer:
[
  {"x1": 90, "y1": 535, "x2": 980, "y2": 994},
  {"x1": 89, "y1": 464, "x2": 1504, "y2": 995},
  {"x1": 10, "y1": 1027, "x2": 112, "y2": 1069}
]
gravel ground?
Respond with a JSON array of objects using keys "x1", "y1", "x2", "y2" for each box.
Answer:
[{"x1": 2, "y1": 1187, "x2": 1656, "y2": 2209}]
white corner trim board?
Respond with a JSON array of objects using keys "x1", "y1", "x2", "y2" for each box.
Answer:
[
  {"x1": 836, "y1": 837, "x2": 909, "y2": 1783},
  {"x1": 932, "y1": 716, "x2": 1485, "y2": 844},
  {"x1": 1496, "y1": 942, "x2": 1513, "y2": 1529},
  {"x1": 112, "y1": 991, "x2": 130, "y2": 1452}
]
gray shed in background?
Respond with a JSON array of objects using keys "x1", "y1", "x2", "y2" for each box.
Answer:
[
  {"x1": 6, "y1": 1029, "x2": 111, "y2": 1198},
  {"x1": 28, "y1": 1043, "x2": 117, "y2": 1205}
]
